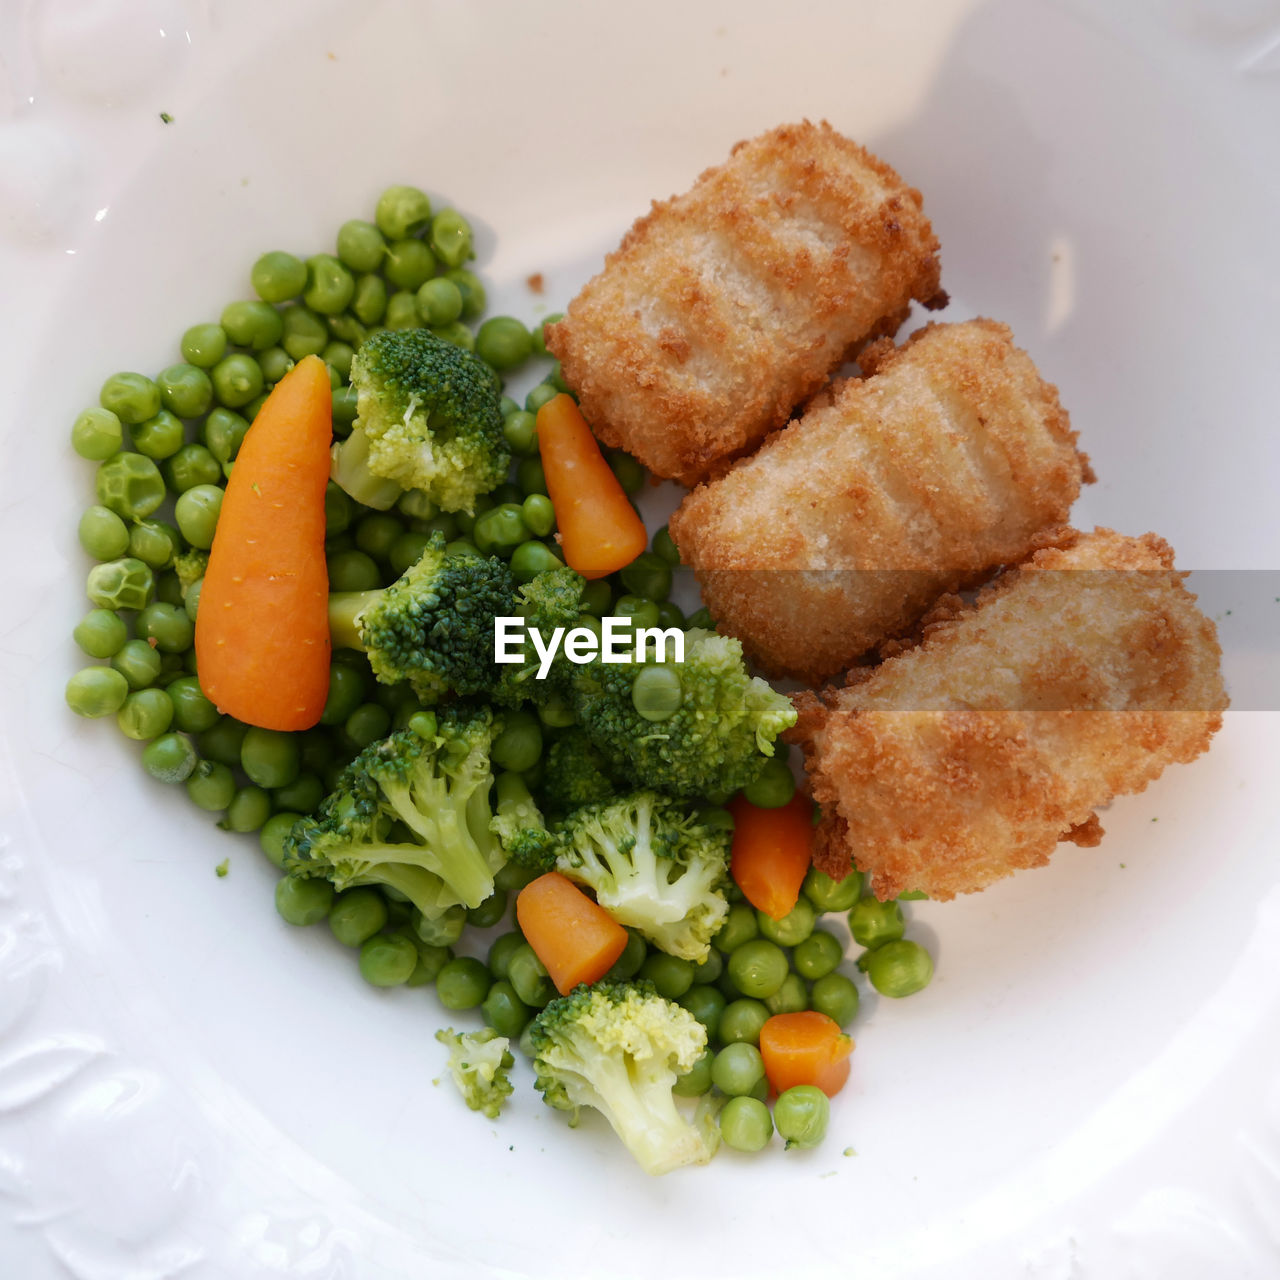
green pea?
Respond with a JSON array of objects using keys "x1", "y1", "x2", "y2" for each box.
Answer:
[
  {"x1": 501, "y1": 542, "x2": 556, "y2": 589},
  {"x1": 352, "y1": 273, "x2": 388, "y2": 327},
  {"x1": 383, "y1": 531, "x2": 427, "y2": 575},
  {"x1": 133, "y1": 602, "x2": 191, "y2": 655},
  {"x1": 711, "y1": 1042, "x2": 765, "y2": 1098},
  {"x1": 239, "y1": 726, "x2": 300, "y2": 789},
  {"x1": 487, "y1": 931, "x2": 526, "y2": 982},
  {"x1": 174, "y1": 484, "x2": 223, "y2": 549},
  {"x1": 810, "y1": 972, "x2": 859, "y2": 1027},
  {"x1": 603, "y1": 931, "x2": 647, "y2": 981},
  {"x1": 513, "y1": 494, "x2": 553, "y2": 539},
  {"x1": 280, "y1": 305, "x2": 329, "y2": 359},
  {"x1": 96, "y1": 452, "x2": 166, "y2": 520},
  {"x1": 525, "y1": 382, "x2": 558, "y2": 414},
  {"x1": 259, "y1": 811, "x2": 301, "y2": 868},
  {"x1": 415, "y1": 277, "x2": 461, "y2": 328},
  {"x1": 198, "y1": 717, "x2": 247, "y2": 768},
  {"x1": 715, "y1": 902, "x2": 760, "y2": 954},
  {"x1": 301, "y1": 254, "x2": 355, "y2": 315},
  {"x1": 382, "y1": 237, "x2": 435, "y2": 291},
  {"x1": 612, "y1": 596, "x2": 660, "y2": 632},
  {"x1": 164, "y1": 676, "x2": 218, "y2": 733},
  {"x1": 481, "y1": 980, "x2": 532, "y2": 1038},
  {"x1": 646, "y1": 526, "x2": 678, "y2": 568},
  {"x1": 430, "y1": 209, "x2": 472, "y2": 268},
  {"x1": 620, "y1": 552, "x2": 671, "y2": 602},
  {"x1": 673, "y1": 1049, "x2": 714, "y2": 1099},
  {"x1": 115, "y1": 687, "x2": 174, "y2": 740},
  {"x1": 126, "y1": 410, "x2": 182, "y2": 462},
  {"x1": 155, "y1": 363, "x2": 213, "y2": 419},
  {"x1": 774, "y1": 1085, "x2": 829, "y2": 1150},
  {"x1": 86, "y1": 557, "x2": 154, "y2": 612},
  {"x1": 164, "y1": 443, "x2": 221, "y2": 494},
  {"x1": 273, "y1": 772, "x2": 323, "y2": 817},
  {"x1": 758, "y1": 898, "x2": 815, "y2": 948},
  {"x1": 575, "y1": 580, "x2": 610, "y2": 618},
  {"x1": 740, "y1": 757, "x2": 795, "y2": 810},
  {"x1": 344, "y1": 703, "x2": 391, "y2": 749},
  {"x1": 474, "y1": 316, "x2": 532, "y2": 372},
  {"x1": 357, "y1": 933, "x2": 416, "y2": 987},
  {"x1": 466, "y1": 889, "x2": 509, "y2": 929},
  {"x1": 405, "y1": 936, "x2": 452, "y2": 987},
  {"x1": 507, "y1": 943, "x2": 555, "y2": 1007},
  {"x1": 514, "y1": 458, "x2": 545, "y2": 499},
  {"x1": 199, "y1": 411, "x2": 247, "y2": 470},
  {"x1": 638, "y1": 952, "x2": 695, "y2": 1000},
  {"x1": 376, "y1": 185, "x2": 432, "y2": 239},
  {"x1": 327, "y1": 312, "x2": 366, "y2": 347},
  {"x1": 153, "y1": 573, "x2": 183, "y2": 608},
  {"x1": 222, "y1": 300, "x2": 283, "y2": 351},
  {"x1": 444, "y1": 267, "x2": 485, "y2": 319},
  {"x1": 71, "y1": 407, "x2": 124, "y2": 460},
  {"x1": 630, "y1": 665, "x2": 683, "y2": 723},
  {"x1": 429, "y1": 320, "x2": 473, "y2": 351},
  {"x1": 140, "y1": 732, "x2": 198, "y2": 783},
  {"x1": 793, "y1": 929, "x2": 844, "y2": 981},
  {"x1": 180, "y1": 323, "x2": 227, "y2": 368},
  {"x1": 221, "y1": 785, "x2": 272, "y2": 832},
  {"x1": 100, "y1": 372, "x2": 160, "y2": 425},
  {"x1": 256, "y1": 346, "x2": 294, "y2": 386},
  {"x1": 685, "y1": 606, "x2": 714, "y2": 630},
  {"x1": 531, "y1": 312, "x2": 562, "y2": 359},
  {"x1": 110, "y1": 639, "x2": 163, "y2": 690},
  {"x1": 65, "y1": 666, "x2": 129, "y2": 718},
  {"x1": 473, "y1": 504, "x2": 529, "y2": 554},
  {"x1": 275, "y1": 874, "x2": 334, "y2": 926},
  {"x1": 319, "y1": 663, "x2": 367, "y2": 727},
  {"x1": 492, "y1": 711, "x2": 543, "y2": 773},
  {"x1": 414, "y1": 903, "x2": 467, "y2": 947},
  {"x1": 727, "y1": 938, "x2": 788, "y2": 999},
  {"x1": 332, "y1": 384, "x2": 358, "y2": 430},
  {"x1": 849, "y1": 897, "x2": 905, "y2": 950},
  {"x1": 385, "y1": 290, "x2": 421, "y2": 330},
  {"x1": 719, "y1": 1095, "x2": 773, "y2": 1152},
  {"x1": 329, "y1": 888, "x2": 387, "y2": 946},
  {"x1": 678, "y1": 984, "x2": 726, "y2": 1039},
  {"x1": 250, "y1": 250, "x2": 307, "y2": 303},
  {"x1": 437, "y1": 956, "x2": 492, "y2": 1010},
  {"x1": 719, "y1": 999, "x2": 767, "y2": 1047},
  {"x1": 322, "y1": 340, "x2": 354, "y2": 382},
  {"x1": 764, "y1": 973, "x2": 809, "y2": 1016},
  {"x1": 74, "y1": 608, "x2": 127, "y2": 659},
  {"x1": 534, "y1": 691, "x2": 575, "y2": 729},
  {"x1": 501, "y1": 410, "x2": 538, "y2": 458},
  {"x1": 78, "y1": 506, "x2": 130, "y2": 561},
  {"x1": 334, "y1": 219, "x2": 385, "y2": 273},
  {"x1": 183, "y1": 759, "x2": 235, "y2": 811},
  {"x1": 865, "y1": 939, "x2": 933, "y2": 998},
  {"x1": 598, "y1": 448, "x2": 641, "y2": 496},
  {"x1": 208, "y1": 352, "x2": 262, "y2": 409},
  {"x1": 243, "y1": 390, "x2": 271, "y2": 421},
  {"x1": 803, "y1": 866, "x2": 863, "y2": 914}
]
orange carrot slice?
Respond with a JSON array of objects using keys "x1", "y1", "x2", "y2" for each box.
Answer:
[
  {"x1": 196, "y1": 355, "x2": 332, "y2": 730},
  {"x1": 536, "y1": 393, "x2": 647, "y2": 579},
  {"x1": 760, "y1": 1010, "x2": 854, "y2": 1097},
  {"x1": 729, "y1": 792, "x2": 815, "y2": 920},
  {"x1": 516, "y1": 871, "x2": 630, "y2": 995}
]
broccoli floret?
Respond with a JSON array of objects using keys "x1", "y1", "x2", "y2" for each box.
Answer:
[
  {"x1": 327, "y1": 532, "x2": 515, "y2": 703},
  {"x1": 436, "y1": 1027, "x2": 514, "y2": 1119},
  {"x1": 570, "y1": 628, "x2": 797, "y2": 798},
  {"x1": 285, "y1": 708, "x2": 506, "y2": 914},
  {"x1": 332, "y1": 328, "x2": 507, "y2": 514},
  {"x1": 492, "y1": 566, "x2": 586, "y2": 707},
  {"x1": 173, "y1": 549, "x2": 208, "y2": 599},
  {"x1": 540, "y1": 730, "x2": 618, "y2": 814},
  {"x1": 530, "y1": 980, "x2": 719, "y2": 1176},
  {"x1": 490, "y1": 771, "x2": 556, "y2": 872},
  {"x1": 555, "y1": 792, "x2": 730, "y2": 962}
]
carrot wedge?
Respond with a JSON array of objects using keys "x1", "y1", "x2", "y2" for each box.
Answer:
[
  {"x1": 196, "y1": 355, "x2": 332, "y2": 730},
  {"x1": 760, "y1": 1010, "x2": 853, "y2": 1097},
  {"x1": 517, "y1": 871, "x2": 629, "y2": 995},
  {"x1": 729, "y1": 792, "x2": 815, "y2": 920},
  {"x1": 536, "y1": 393, "x2": 647, "y2": 579}
]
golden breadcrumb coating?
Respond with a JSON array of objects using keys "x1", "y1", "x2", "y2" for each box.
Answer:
[
  {"x1": 789, "y1": 528, "x2": 1227, "y2": 901},
  {"x1": 669, "y1": 319, "x2": 1090, "y2": 682},
  {"x1": 546, "y1": 120, "x2": 944, "y2": 486}
]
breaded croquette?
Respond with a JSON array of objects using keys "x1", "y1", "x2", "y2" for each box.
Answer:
[
  {"x1": 789, "y1": 528, "x2": 1227, "y2": 901},
  {"x1": 546, "y1": 120, "x2": 944, "y2": 486},
  {"x1": 669, "y1": 320, "x2": 1090, "y2": 683}
]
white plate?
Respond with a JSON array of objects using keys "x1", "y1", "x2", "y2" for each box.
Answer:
[{"x1": 2, "y1": 1, "x2": 1279, "y2": 1276}]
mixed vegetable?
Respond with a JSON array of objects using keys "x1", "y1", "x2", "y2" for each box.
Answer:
[{"x1": 64, "y1": 184, "x2": 936, "y2": 1174}]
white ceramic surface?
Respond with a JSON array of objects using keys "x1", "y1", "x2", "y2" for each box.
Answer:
[{"x1": 1, "y1": 1, "x2": 1278, "y2": 1276}]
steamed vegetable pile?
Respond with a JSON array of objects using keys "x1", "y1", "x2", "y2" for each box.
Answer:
[{"x1": 65, "y1": 184, "x2": 935, "y2": 1175}]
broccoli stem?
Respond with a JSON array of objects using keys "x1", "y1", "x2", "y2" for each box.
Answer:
[
  {"x1": 330, "y1": 425, "x2": 403, "y2": 510},
  {"x1": 327, "y1": 590, "x2": 382, "y2": 651}
]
